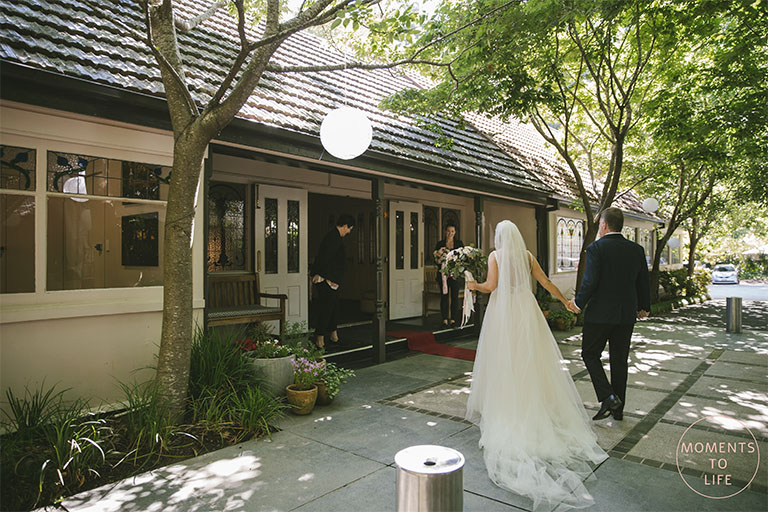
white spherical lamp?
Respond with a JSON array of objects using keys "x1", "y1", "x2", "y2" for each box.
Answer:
[
  {"x1": 642, "y1": 197, "x2": 659, "y2": 213},
  {"x1": 667, "y1": 237, "x2": 681, "y2": 249},
  {"x1": 63, "y1": 175, "x2": 88, "y2": 202},
  {"x1": 320, "y1": 106, "x2": 373, "y2": 160}
]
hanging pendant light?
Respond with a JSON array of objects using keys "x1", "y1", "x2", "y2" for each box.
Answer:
[
  {"x1": 642, "y1": 197, "x2": 659, "y2": 213},
  {"x1": 320, "y1": 106, "x2": 373, "y2": 160}
]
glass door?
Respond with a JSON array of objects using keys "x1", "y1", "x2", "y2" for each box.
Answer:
[
  {"x1": 255, "y1": 185, "x2": 308, "y2": 326},
  {"x1": 389, "y1": 201, "x2": 423, "y2": 319}
]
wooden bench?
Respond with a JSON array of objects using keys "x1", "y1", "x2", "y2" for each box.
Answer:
[
  {"x1": 206, "y1": 274, "x2": 287, "y2": 333},
  {"x1": 423, "y1": 266, "x2": 464, "y2": 317}
]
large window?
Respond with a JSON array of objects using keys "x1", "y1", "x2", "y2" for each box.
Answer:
[
  {"x1": 556, "y1": 217, "x2": 584, "y2": 272},
  {"x1": 638, "y1": 228, "x2": 653, "y2": 265},
  {"x1": 46, "y1": 151, "x2": 168, "y2": 291},
  {"x1": 1, "y1": 145, "x2": 36, "y2": 293},
  {"x1": 622, "y1": 226, "x2": 637, "y2": 241}
]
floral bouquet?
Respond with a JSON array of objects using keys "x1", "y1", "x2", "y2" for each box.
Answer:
[
  {"x1": 440, "y1": 245, "x2": 488, "y2": 281},
  {"x1": 440, "y1": 246, "x2": 488, "y2": 326},
  {"x1": 291, "y1": 357, "x2": 324, "y2": 391}
]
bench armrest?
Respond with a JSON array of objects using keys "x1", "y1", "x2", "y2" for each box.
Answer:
[{"x1": 259, "y1": 292, "x2": 288, "y2": 300}]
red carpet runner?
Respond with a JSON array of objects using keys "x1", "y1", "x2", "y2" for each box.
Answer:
[{"x1": 387, "y1": 330, "x2": 476, "y2": 361}]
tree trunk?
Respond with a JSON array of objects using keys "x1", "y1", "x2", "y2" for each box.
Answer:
[
  {"x1": 155, "y1": 132, "x2": 207, "y2": 419},
  {"x1": 650, "y1": 229, "x2": 675, "y2": 303}
]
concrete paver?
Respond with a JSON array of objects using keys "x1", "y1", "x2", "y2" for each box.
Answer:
[{"x1": 58, "y1": 300, "x2": 768, "y2": 511}]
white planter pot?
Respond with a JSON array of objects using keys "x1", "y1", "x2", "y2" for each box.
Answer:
[{"x1": 250, "y1": 355, "x2": 295, "y2": 396}]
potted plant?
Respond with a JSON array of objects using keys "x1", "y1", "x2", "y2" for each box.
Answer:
[
  {"x1": 316, "y1": 362, "x2": 356, "y2": 405},
  {"x1": 285, "y1": 357, "x2": 323, "y2": 414},
  {"x1": 237, "y1": 323, "x2": 295, "y2": 396},
  {"x1": 547, "y1": 308, "x2": 577, "y2": 331}
]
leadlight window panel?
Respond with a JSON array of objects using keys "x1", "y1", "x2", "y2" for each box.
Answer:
[
  {"x1": 395, "y1": 210, "x2": 404, "y2": 270},
  {"x1": 424, "y1": 206, "x2": 439, "y2": 265},
  {"x1": 1, "y1": 194, "x2": 35, "y2": 293},
  {"x1": 207, "y1": 182, "x2": 247, "y2": 273},
  {"x1": 47, "y1": 151, "x2": 170, "y2": 200},
  {"x1": 1, "y1": 145, "x2": 36, "y2": 191},
  {"x1": 287, "y1": 200, "x2": 300, "y2": 273},
  {"x1": 622, "y1": 226, "x2": 637, "y2": 241},
  {"x1": 46, "y1": 198, "x2": 165, "y2": 290},
  {"x1": 442, "y1": 208, "x2": 460, "y2": 239},
  {"x1": 410, "y1": 212, "x2": 419, "y2": 269},
  {"x1": 556, "y1": 217, "x2": 583, "y2": 272},
  {"x1": 264, "y1": 198, "x2": 278, "y2": 274}
]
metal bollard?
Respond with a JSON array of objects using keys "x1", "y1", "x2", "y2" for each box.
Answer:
[
  {"x1": 395, "y1": 445, "x2": 464, "y2": 512},
  {"x1": 726, "y1": 297, "x2": 742, "y2": 333}
]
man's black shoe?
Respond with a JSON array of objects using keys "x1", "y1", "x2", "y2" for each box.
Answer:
[{"x1": 592, "y1": 394, "x2": 623, "y2": 420}]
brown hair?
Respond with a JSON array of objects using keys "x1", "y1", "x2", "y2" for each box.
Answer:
[{"x1": 601, "y1": 207, "x2": 624, "y2": 232}]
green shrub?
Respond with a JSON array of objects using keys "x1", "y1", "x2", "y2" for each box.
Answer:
[
  {"x1": 2, "y1": 382, "x2": 68, "y2": 440},
  {"x1": 189, "y1": 326, "x2": 260, "y2": 399}
]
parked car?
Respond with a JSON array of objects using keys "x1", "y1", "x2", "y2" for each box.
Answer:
[{"x1": 711, "y1": 264, "x2": 739, "y2": 284}]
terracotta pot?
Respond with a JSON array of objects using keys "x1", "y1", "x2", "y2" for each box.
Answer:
[
  {"x1": 315, "y1": 381, "x2": 333, "y2": 406},
  {"x1": 251, "y1": 355, "x2": 295, "y2": 396},
  {"x1": 285, "y1": 384, "x2": 318, "y2": 415}
]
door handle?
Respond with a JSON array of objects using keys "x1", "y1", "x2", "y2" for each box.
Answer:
[{"x1": 257, "y1": 250, "x2": 261, "y2": 272}]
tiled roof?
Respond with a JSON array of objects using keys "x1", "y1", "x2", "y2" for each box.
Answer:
[
  {"x1": 466, "y1": 114, "x2": 655, "y2": 218},
  {"x1": 0, "y1": 0, "x2": 551, "y2": 196}
]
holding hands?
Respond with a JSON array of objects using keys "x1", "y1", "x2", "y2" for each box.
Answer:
[{"x1": 565, "y1": 299, "x2": 581, "y2": 314}]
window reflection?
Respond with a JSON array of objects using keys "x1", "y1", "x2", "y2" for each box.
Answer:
[
  {"x1": 287, "y1": 200, "x2": 300, "y2": 273},
  {"x1": 396, "y1": 210, "x2": 404, "y2": 270},
  {"x1": 1, "y1": 194, "x2": 35, "y2": 293},
  {"x1": 265, "y1": 198, "x2": 278, "y2": 274},
  {"x1": 208, "y1": 182, "x2": 247, "y2": 272},
  {"x1": 47, "y1": 198, "x2": 165, "y2": 290},
  {"x1": 410, "y1": 212, "x2": 418, "y2": 269},
  {"x1": 1, "y1": 145, "x2": 36, "y2": 191}
]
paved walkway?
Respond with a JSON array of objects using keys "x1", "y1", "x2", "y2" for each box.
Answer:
[{"x1": 56, "y1": 300, "x2": 767, "y2": 511}]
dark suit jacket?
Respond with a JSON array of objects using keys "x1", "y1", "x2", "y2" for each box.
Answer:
[
  {"x1": 575, "y1": 233, "x2": 651, "y2": 325},
  {"x1": 310, "y1": 228, "x2": 346, "y2": 284}
]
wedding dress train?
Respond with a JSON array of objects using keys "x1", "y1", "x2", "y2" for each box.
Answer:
[{"x1": 465, "y1": 221, "x2": 607, "y2": 510}]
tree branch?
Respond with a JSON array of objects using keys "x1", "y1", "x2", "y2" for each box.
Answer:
[
  {"x1": 141, "y1": 0, "x2": 198, "y2": 120},
  {"x1": 174, "y1": 0, "x2": 228, "y2": 33}
]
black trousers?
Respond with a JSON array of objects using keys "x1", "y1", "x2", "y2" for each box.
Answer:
[
  {"x1": 581, "y1": 322, "x2": 635, "y2": 404},
  {"x1": 439, "y1": 278, "x2": 461, "y2": 322},
  {"x1": 314, "y1": 281, "x2": 339, "y2": 336}
]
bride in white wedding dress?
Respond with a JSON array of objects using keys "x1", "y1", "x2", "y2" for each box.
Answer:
[{"x1": 465, "y1": 220, "x2": 608, "y2": 510}]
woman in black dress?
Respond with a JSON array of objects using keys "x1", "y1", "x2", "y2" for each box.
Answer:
[
  {"x1": 310, "y1": 214, "x2": 355, "y2": 348},
  {"x1": 433, "y1": 222, "x2": 463, "y2": 327}
]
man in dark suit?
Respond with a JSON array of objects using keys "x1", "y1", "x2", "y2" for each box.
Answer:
[
  {"x1": 310, "y1": 214, "x2": 355, "y2": 348},
  {"x1": 571, "y1": 207, "x2": 651, "y2": 421}
]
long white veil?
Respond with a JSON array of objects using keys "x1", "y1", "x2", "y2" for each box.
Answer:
[{"x1": 466, "y1": 220, "x2": 607, "y2": 511}]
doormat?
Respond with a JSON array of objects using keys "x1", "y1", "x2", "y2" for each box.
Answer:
[{"x1": 387, "y1": 330, "x2": 476, "y2": 361}]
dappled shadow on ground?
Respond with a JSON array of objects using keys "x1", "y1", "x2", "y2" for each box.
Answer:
[{"x1": 652, "y1": 300, "x2": 768, "y2": 331}]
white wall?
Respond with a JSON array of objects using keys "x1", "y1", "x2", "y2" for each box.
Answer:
[{"x1": 0, "y1": 102, "x2": 205, "y2": 414}]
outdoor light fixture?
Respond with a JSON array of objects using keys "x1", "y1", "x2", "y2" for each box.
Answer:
[
  {"x1": 63, "y1": 174, "x2": 88, "y2": 202},
  {"x1": 320, "y1": 106, "x2": 373, "y2": 160},
  {"x1": 642, "y1": 197, "x2": 659, "y2": 213}
]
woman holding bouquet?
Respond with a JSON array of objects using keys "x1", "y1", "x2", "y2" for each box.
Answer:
[
  {"x1": 433, "y1": 221, "x2": 463, "y2": 327},
  {"x1": 464, "y1": 220, "x2": 607, "y2": 510}
]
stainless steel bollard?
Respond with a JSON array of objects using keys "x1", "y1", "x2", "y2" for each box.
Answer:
[
  {"x1": 395, "y1": 445, "x2": 464, "y2": 512},
  {"x1": 726, "y1": 297, "x2": 742, "y2": 333}
]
